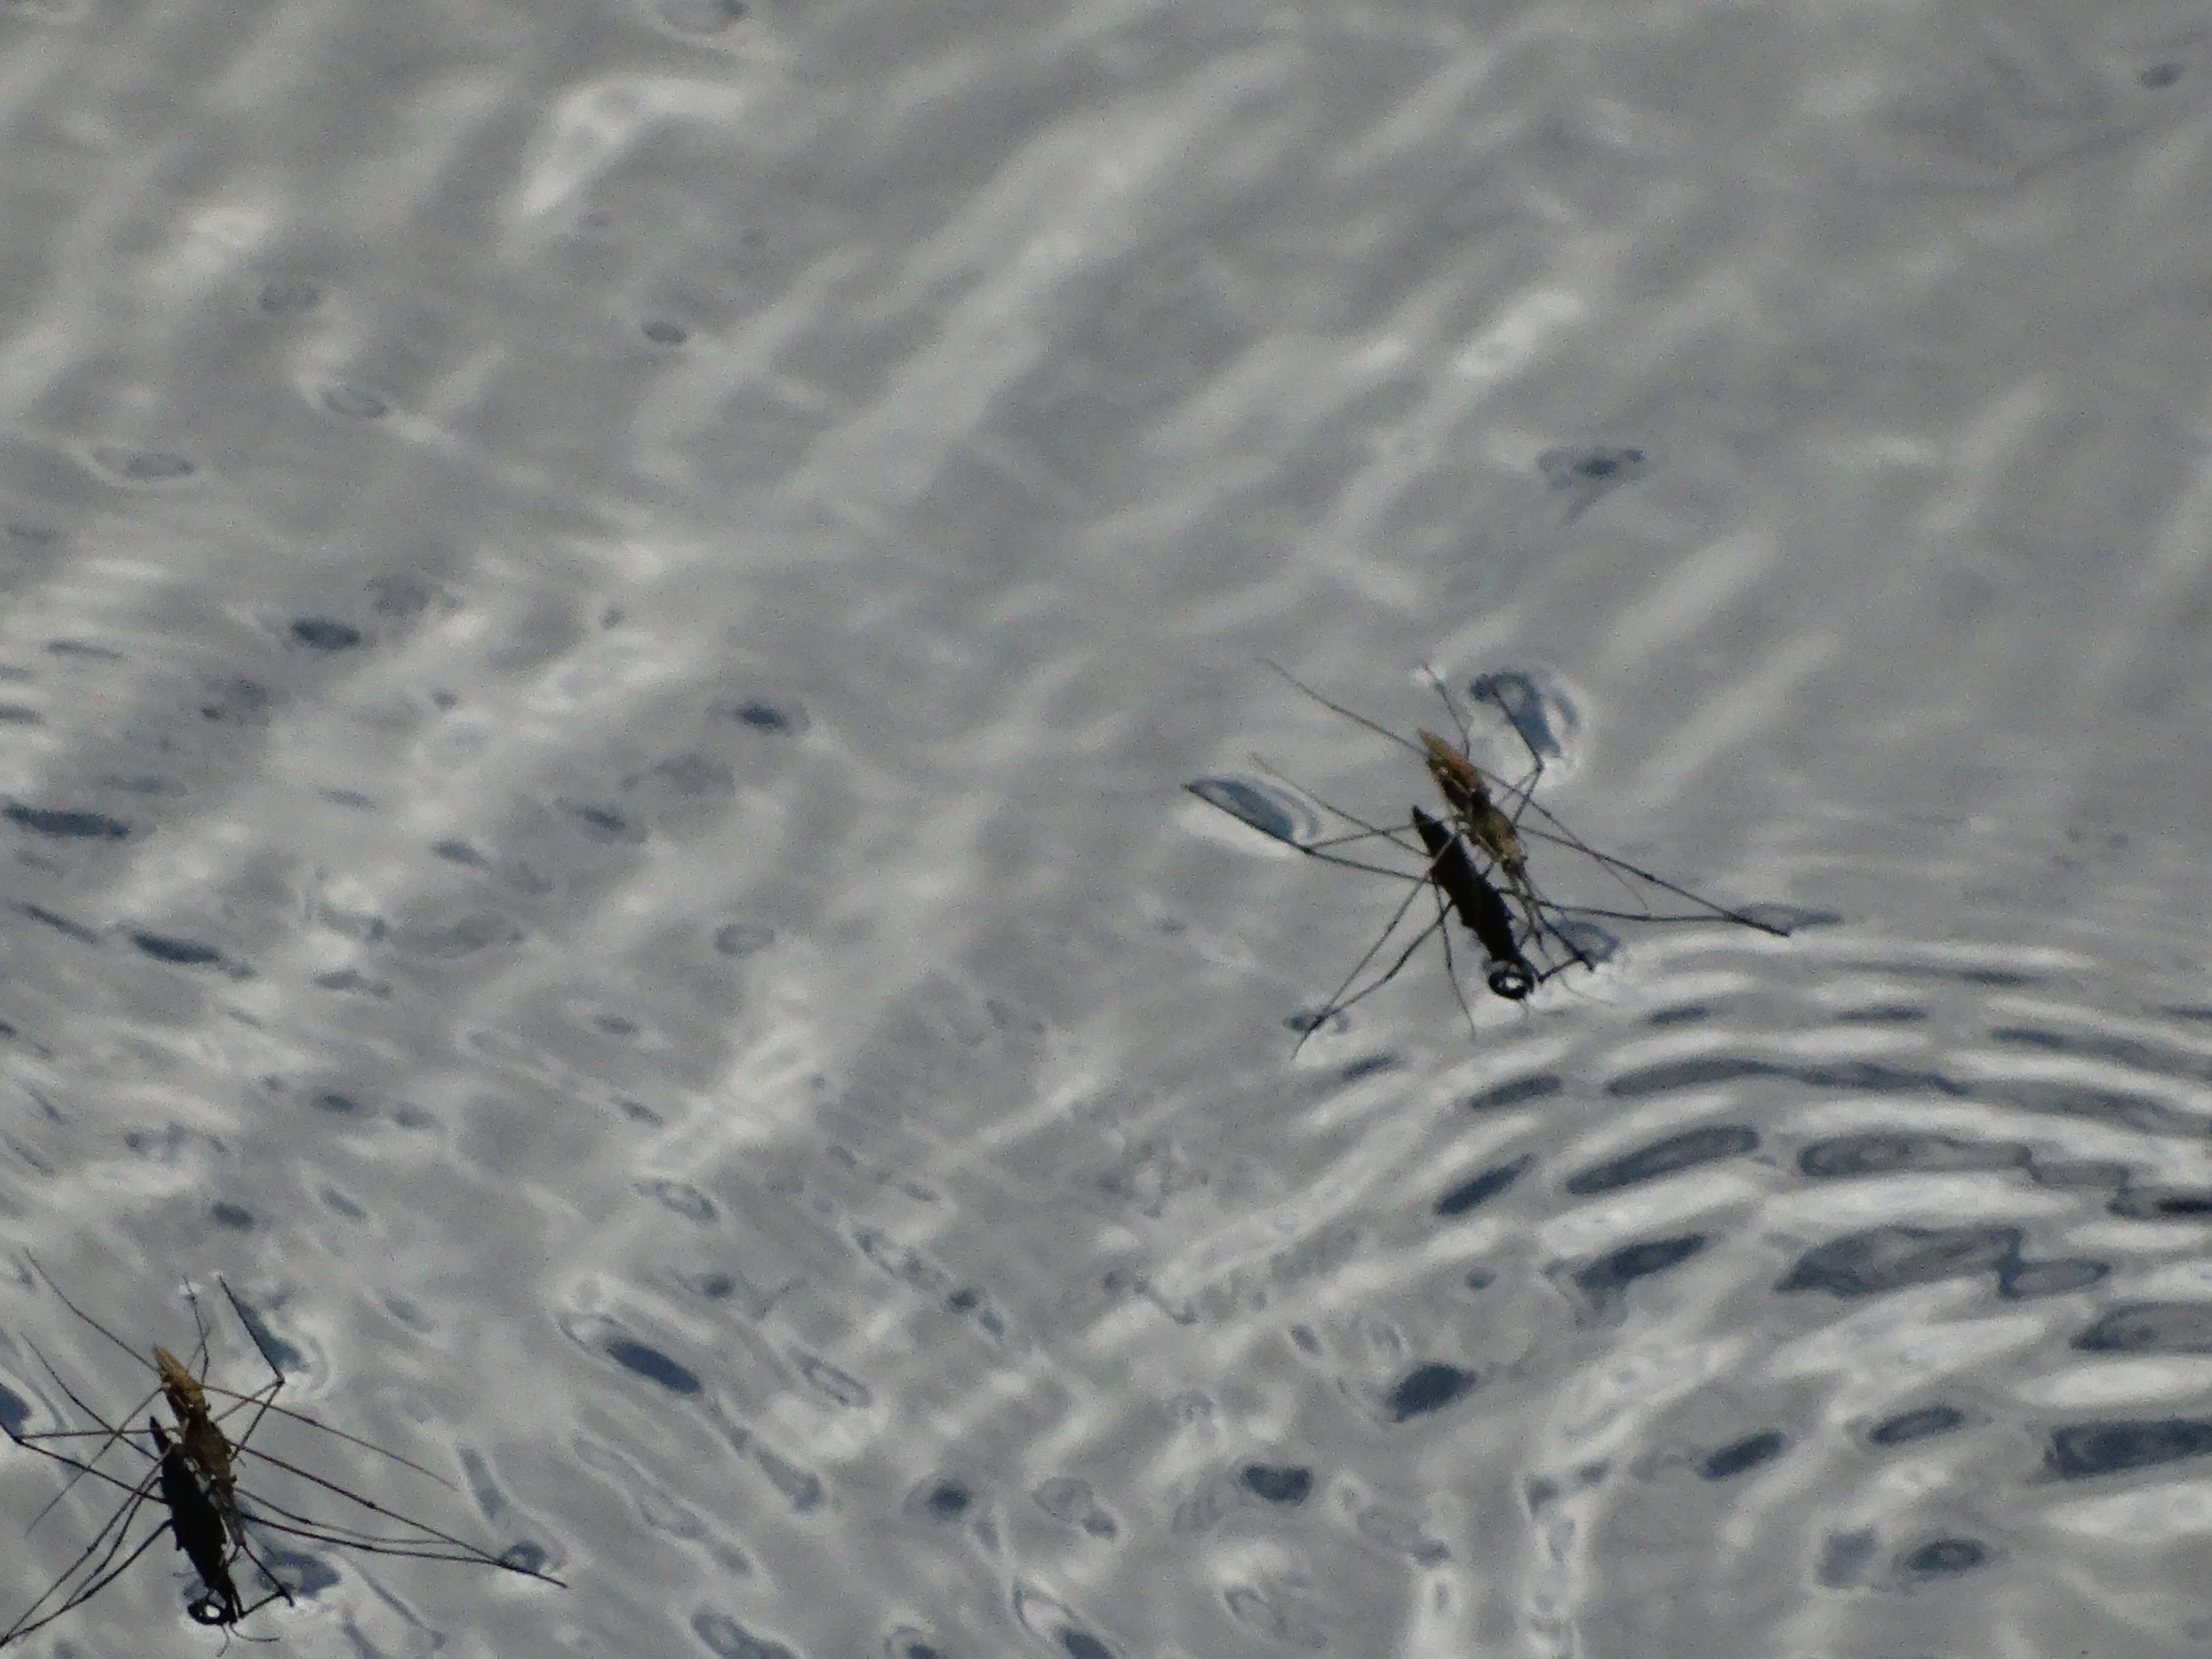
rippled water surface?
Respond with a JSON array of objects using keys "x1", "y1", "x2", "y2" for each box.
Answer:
[{"x1": 0, "y1": 2, "x2": 2209, "y2": 1656}]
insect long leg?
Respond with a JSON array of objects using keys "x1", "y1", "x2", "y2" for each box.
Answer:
[
  {"x1": 1450, "y1": 680, "x2": 1792, "y2": 940},
  {"x1": 1426, "y1": 873, "x2": 1482, "y2": 1042},
  {"x1": 0, "y1": 1407, "x2": 168, "y2": 1647},
  {"x1": 1261, "y1": 660, "x2": 1425, "y2": 759},
  {"x1": 17, "y1": 1336, "x2": 161, "y2": 1533},
  {"x1": 234, "y1": 1440, "x2": 545, "y2": 1568},
  {"x1": 2, "y1": 1504, "x2": 172, "y2": 1648},
  {"x1": 1289, "y1": 864, "x2": 1443, "y2": 1059}
]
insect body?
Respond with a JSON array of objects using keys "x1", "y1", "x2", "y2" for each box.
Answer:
[
  {"x1": 148, "y1": 1420, "x2": 245, "y2": 1628},
  {"x1": 1409, "y1": 806, "x2": 1535, "y2": 999},
  {"x1": 153, "y1": 1345, "x2": 246, "y2": 1546}
]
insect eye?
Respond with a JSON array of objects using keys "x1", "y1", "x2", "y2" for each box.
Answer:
[{"x1": 1487, "y1": 961, "x2": 1536, "y2": 1000}]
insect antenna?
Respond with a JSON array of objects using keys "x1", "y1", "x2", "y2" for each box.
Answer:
[{"x1": 1261, "y1": 660, "x2": 1425, "y2": 758}]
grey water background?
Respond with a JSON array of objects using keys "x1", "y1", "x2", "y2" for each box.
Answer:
[{"x1": 0, "y1": 1, "x2": 2209, "y2": 1656}]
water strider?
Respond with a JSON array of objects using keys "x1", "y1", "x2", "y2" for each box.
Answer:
[
  {"x1": 1187, "y1": 664, "x2": 1792, "y2": 1042},
  {"x1": 2, "y1": 1265, "x2": 564, "y2": 1647}
]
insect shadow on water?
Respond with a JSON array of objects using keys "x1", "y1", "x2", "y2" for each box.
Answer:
[
  {"x1": 1, "y1": 1260, "x2": 565, "y2": 1647},
  {"x1": 1187, "y1": 664, "x2": 1791, "y2": 1049}
]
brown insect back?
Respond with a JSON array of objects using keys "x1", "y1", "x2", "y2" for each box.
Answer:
[{"x1": 152, "y1": 1344, "x2": 245, "y2": 1546}]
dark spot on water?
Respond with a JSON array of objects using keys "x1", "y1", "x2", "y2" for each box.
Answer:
[
  {"x1": 6, "y1": 803, "x2": 129, "y2": 838},
  {"x1": 20, "y1": 903, "x2": 99, "y2": 943},
  {"x1": 1435, "y1": 1156, "x2": 1529, "y2": 1217},
  {"x1": 1339, "y1": 1053, "x2": 1399, "y2": 1082},
  {"x1": 924, "y1": 1481, "x2": 970, "y2": 1517},
  {"x1": 1240, "y1": 1464, "x2": 1312, "y2": 1505},
  {"x1": 751, "y1": 1441, "x2": 822, "y2": 1510},
  {"x1": 643, "y1": 319, "x2": 688, "y2": 344},
  {"x1": 1539, "y1": 445, "x2": 1649, "y2": 489},
  {"x1": 1777, "y1": 1225, "x2": 2018, "y2": 1296},
  {"x1": 0, "y1": 1380, "x2": 29, "y2": 1437},
  {"x1": 320, "y1": 385, "x2": 387, "y2": 420},
  {"x1": 2140, "y1": 61, "x2": 2183, "y2": 89},
  {"x1": 313, "y1": 1092, "x2": 358, "y2": 1114},
  {"x1": 595, "y1": 1013, "x2": 638, "y2": 1037},
  {"x1": 2001, "y1": 1257, "x2": 2108, "y2": 1298},
  {"x1": 1835, "y1": 1004, "x2": 1924, "y2": 1025},
  {"x1": 620, "y1": 1099, "x2": 663, "y2": 1124},
  {"x1": 0, "y1": 706, "x2": 38, "y2": 725},
  {"x1": 2110, "y1": 1188, "x2": 2212, "y2": 1219},
  {"x1": 291, "y1": 618, "x2": 364, "y2": 650},
  {"x1": 433, "y1": 838, "x2": 489, "y2": 868},
  {"x1": 1799, "y1": 1132, "x2": 2028, "y2": 1178},
  {"x1": 898, "y1": 1644, "x2": 946, "y2": 1659},
  {"x1": 2047, "y1": 1418, "x2": 2212, "y2": 1478},
  {"x1": 691, "y1": 1610, "x2": 795, "y2": 1659},
  {"x1": 795, "y1": 1354, "x2": 871, "y2": 1408},
  {"x1": 1566, "y1": 1126, "x2": 1758, "y2": 1194},
  {"x1": 1575, "y1": 1234, "x2": 1706, "y2": 1297},
  {"x1": 1700, "y1": 1430, "x2": 1787, "y2": 1481},
  {"x1": 1035, "y1": 1476, "x2": 1098, "y2": 1530},
  {"x1": 1386, "y1": 1362, "x2": 1475, "y2": 1421},
  {"x1": 92, "y1": 446, "x2": 195, "y2": 482},
  {"x1": 211, "y1": 1202, "x2": 253, "y2": 1229},
  {"x1": 2075, "y1": 1303, "x2": 2212, "y2": 1354},
  {"x1": 1464, "y1": 1074, "x2": 1560, "y2": 1112},
  {"x1": 255, "y1": 1543, "x2": 339, "y2": 1596},
  {"x1": 500, "y1": 1540, "x2": 551, "y2": 1574},
  {"x1": 131, "y1": 933, "x2": 222, "y2": 966},
  {"x1": 259, "y1": 278, "x2": 320, "y2": 313},
  {"x1": 1901, "y1": 1537, "x2": 1985, "y2": 1574},
  {"x1": 606, "y1": 1339, "x2": 701, "y2": 1395},
  {"x1": 1869, "y1": 1405, "x2": 1966, "y2": 1446},
  {"x1": 1185, "y1": 777, "x2": 1303, "y2": 845},
  {"x1": 714, "y1": 922, "x2": 775, "y2": 957},
  {"x1": 565, "y1": 802, "x2": 635, "y2": 841},
  {"x1": 321, "y1": 1185, "x2": 366, "y2": 1220},
  {"x1": 1059, "y1": 1630, "x2": 1112, "y2": 1659},
  {"x1": 1606, "y1": 1057, "x2": 1968, "y2": 1097},
  {"x1": 716, "y1": 699, "x2": 807, "y2": 735},
  {"x1": 219, "y1": 1288, "x2": 304, "y2": 1370},
  {"x1": 199, "y1": 679, "x2": 272, "y2": 723},
  {"x1": 1647, "y1": 1004, "x2": 1709, "y2": 1027},
  {"x1": 947, "y1": 1287, "x2": 981, "y2": 1312},
  {"x1": 1466, "y1": 670, "x2": 1565, "y2": 757},
  {"x1": 639, "y1": 1179, "x2": 716, "y2": 1222},
  {"x1": 1817, "y1": 1528, "x2": 1879, "y2": 1587}
]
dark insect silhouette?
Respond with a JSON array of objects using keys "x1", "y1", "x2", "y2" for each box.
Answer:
[{"x1": 2, "y1": 1262, "x2": 564, "y2": 1647}]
